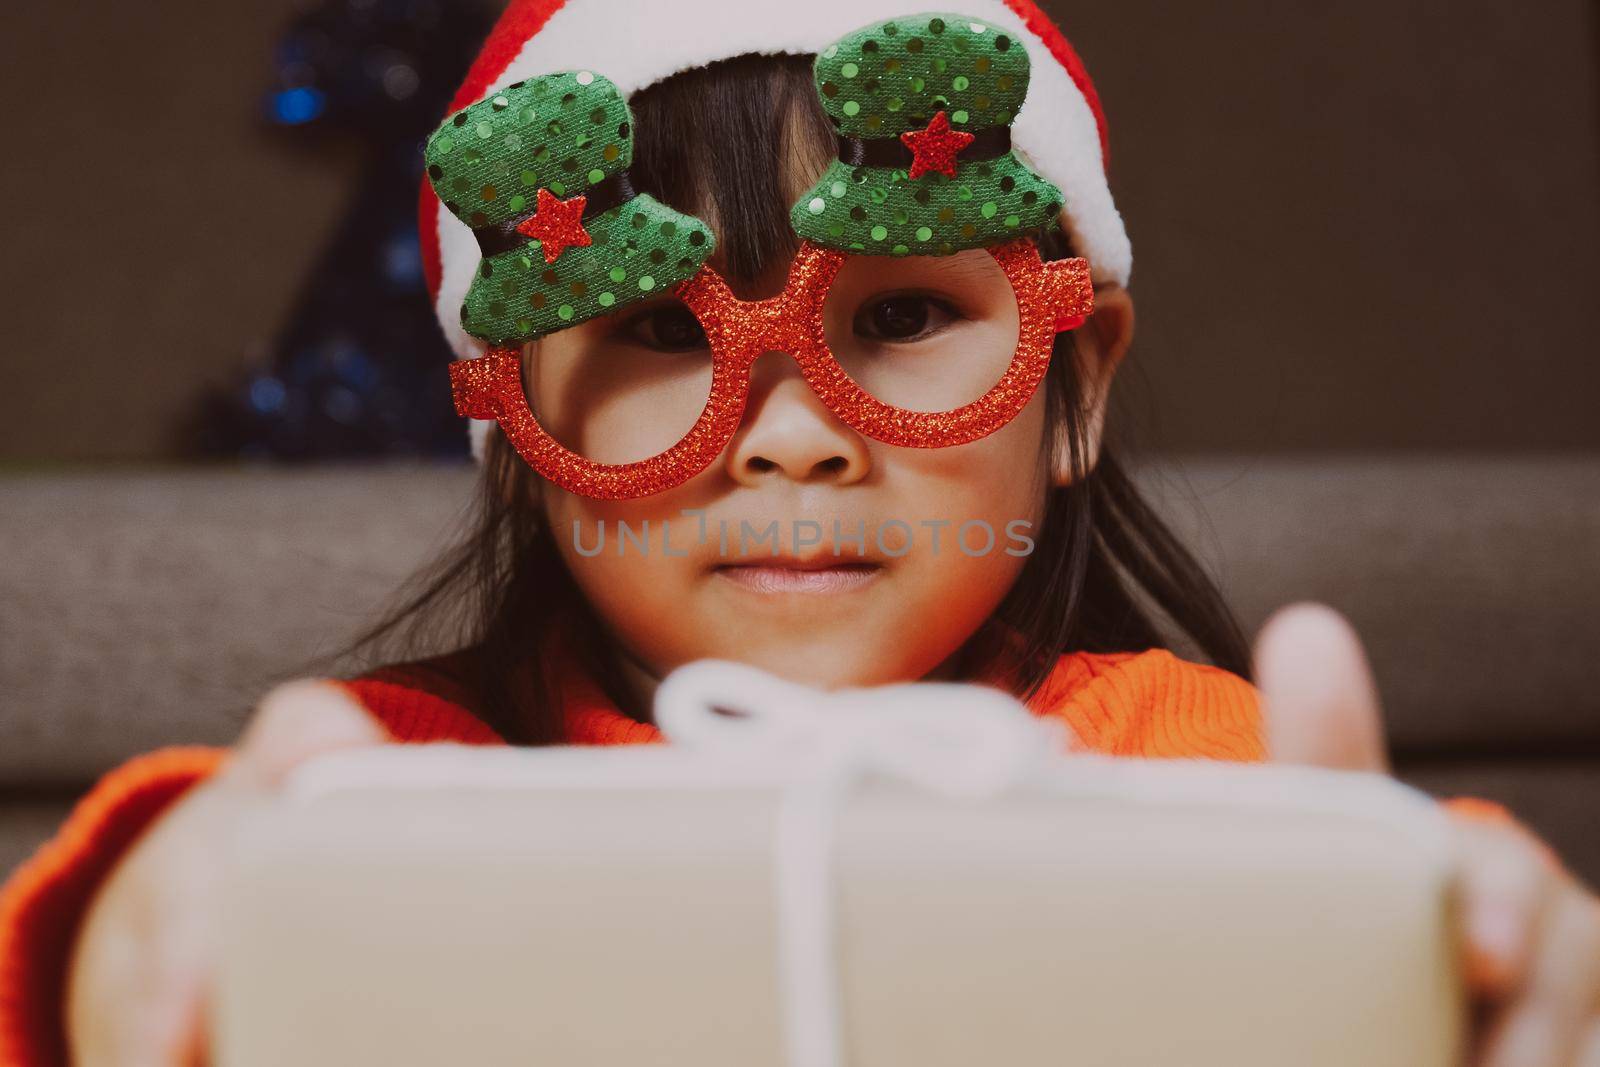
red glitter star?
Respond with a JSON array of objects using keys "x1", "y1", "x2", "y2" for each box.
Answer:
[
  {"x1": 899, "y1": 110, "x2": 977, "y2": 180},
  {"x1": 515, "y1": 187, "x2": 592, "y2": 263}
]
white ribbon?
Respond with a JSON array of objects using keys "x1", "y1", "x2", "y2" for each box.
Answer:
[{"x1": 654, "y1": 659, "x2": 1072, "y2": 1067}]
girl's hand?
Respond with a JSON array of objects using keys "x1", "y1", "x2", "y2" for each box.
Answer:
[
  {"x1": 65, "y1": 680, "x2": 387, "y2": 1067},
  {"x1": 1254, "y1": 603, "x2": 1600, "y2": 1067}
]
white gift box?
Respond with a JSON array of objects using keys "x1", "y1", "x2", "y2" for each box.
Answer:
[{"x1": 213, "y1": 660, "x2": 1467, "y2": 1067}]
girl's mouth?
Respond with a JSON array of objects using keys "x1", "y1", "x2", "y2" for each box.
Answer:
[{"x1": 711, "y1": 560, "x2": 883, "y2": 594}]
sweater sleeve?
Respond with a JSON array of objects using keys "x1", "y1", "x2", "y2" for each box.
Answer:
[{"x1": 0, "y1": 746, "x2": 229, "y2": 1067}]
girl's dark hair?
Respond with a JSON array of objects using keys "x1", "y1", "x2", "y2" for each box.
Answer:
[{"x1": 321, "y1": 53, "x2": 1252, "y2": 743}]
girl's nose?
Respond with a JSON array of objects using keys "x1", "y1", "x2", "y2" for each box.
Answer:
[{"x1": 723, "y1": 350, "x2": 871, "y2": 489}]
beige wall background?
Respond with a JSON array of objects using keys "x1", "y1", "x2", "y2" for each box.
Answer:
[
  {"x1": 1, "y1": 0, "x2": 1596, "y2": 461},
  {"x1": 1062, "y1": 0, "x2": 1600, "y2": 453},
  {"x1": 0, "y1": 0, "x2": 362, "y2": 462}
]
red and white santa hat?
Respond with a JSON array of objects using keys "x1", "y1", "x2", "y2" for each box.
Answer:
[{"x1": 422, "y1": 0, "x2": 1131, "y2": 460}]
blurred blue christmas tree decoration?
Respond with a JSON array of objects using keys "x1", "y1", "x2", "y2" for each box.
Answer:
[{"x1": 182, "y1": 0, "x2": 496, "y2": 461}]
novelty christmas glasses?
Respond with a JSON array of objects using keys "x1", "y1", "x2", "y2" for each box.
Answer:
[{"x1": 430, "y1": 14, "x2": 1094, "y2": 500}]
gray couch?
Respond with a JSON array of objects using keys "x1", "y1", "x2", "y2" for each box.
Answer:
[{"x1": 3, "y1": 457, "x2": 1597, "y2": 884}]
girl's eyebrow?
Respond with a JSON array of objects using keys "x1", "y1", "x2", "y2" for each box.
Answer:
[
  {"x1": 564, "y1": 292, "x2": 691, "y2": 342},
  {"x1": 886, "y1": 252, "x2": 999, "y2": 282}
]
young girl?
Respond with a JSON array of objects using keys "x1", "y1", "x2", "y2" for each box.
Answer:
[{"x1": 4, "y1": 3, "x2": 1597, "y2": 1065}]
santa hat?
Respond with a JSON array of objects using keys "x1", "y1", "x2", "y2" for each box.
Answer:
[{"x1": 421, "y1": 0, "x2": 1131, "y2": 460}]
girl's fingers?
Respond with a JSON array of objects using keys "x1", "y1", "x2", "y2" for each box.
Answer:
[
  {"x1": 69, "y1": 679, "x2": 387, "y2": 1067},
  {"x1": 1453, "y1": 814, "x2": 1560, "y2": 1000},
  {"x1": 68, "y1": 783, "x2": 247, "y2": 1067},
  {"x1": 1477, "y1": 879, "x2": 1600, "y2": 1067},
  {"x1": 223, "y1": 678, "x2": 390, "y2": 790},
  {"x1": 1575, "y1": 1014, "x2": 1600, "y2": 1067},
  {"x1": 1252, "y1": 601, "x2": 1390, "y2": 772}
]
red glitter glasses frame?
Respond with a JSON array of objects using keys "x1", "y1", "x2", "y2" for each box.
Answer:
[{"x1": 448, "y1": 236, "x2": 1094, "y2": 500}]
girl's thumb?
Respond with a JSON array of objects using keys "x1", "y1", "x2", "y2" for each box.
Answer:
[
  {"x1": 225, "y1": 679, "x2": 390, "y2": 790},
  {"x1": 1253, "y1": 601, "x2": 1391, "y2": 772}
]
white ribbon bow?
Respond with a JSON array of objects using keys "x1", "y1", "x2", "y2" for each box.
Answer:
[{"x1": 654, "y1": 659, "x2": 1073, "y2": 1067}]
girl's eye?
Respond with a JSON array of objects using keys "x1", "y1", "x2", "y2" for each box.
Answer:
[
  {"x1": 619, "y1": 304, "x2": 707, "y2": 352},
  {"x1": 853, "y1": 293, "x2": 958, "y2": 342}
]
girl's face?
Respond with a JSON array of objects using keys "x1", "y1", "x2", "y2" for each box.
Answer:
[
  {"x1": 473, "y1": 59, "x2": 1139, "y2": 702},
  {"x1": 519, "y1": 237, "x2": 1131, "y2": 697}
]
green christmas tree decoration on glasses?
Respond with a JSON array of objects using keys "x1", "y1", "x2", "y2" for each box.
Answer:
[
  {"x1": 791, "y1": 12, "x2": 1063, "y2": 255},
  {"x1": 424, "y1": 70, "x2": 716, "y2": 345}
]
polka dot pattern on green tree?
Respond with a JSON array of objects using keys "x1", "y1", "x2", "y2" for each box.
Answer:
[
  {"x1": 791, "y1": 12, "x2": 1066, "y2": 256},
  {"x1": 426, "y1": 70, "x2": 715, "y2": 344}
]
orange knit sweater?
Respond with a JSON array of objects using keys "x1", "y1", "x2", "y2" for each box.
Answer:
[{"x1": 0, "y1": 644, "x2": 1502, "y2": 1066}]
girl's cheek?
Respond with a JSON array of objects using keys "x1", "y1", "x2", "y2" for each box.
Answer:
[{"x1": 900, "y1": 388, "x2": 1051, "y2": 523}]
